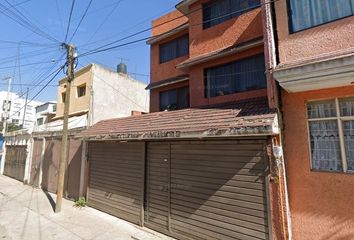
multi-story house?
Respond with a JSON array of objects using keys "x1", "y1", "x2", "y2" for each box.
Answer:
[
  {"x1": 264, "y1": 0, "x2": 354, "y2": 239},
  {"x1": 34, "y1": 101, "x2": 56, "y2": 131},
  {"x1": 36, "y1": 63, "x2": 149, "y2": 132},
  {"x1": 0, "y1": 91, "x2": 42, "y2": 130},
  {"x1": 81, "y1": 1, "x2": 288, "y2": 239}
]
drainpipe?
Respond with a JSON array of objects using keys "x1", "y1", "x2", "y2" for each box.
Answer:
[{"x1": 261, "y1": 0, "x2": 292, "y2": 239}]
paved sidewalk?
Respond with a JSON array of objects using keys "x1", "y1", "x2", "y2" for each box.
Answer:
[{"x1": 0, "y1": 175, "x2": 174, "y2": 240}]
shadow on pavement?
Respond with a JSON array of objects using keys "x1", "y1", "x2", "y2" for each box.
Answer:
[{"x1": 42, "y1": 190, "x2": 56, "y2": 212}]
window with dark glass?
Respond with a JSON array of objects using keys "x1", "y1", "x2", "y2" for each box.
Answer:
[
  {"x1": 204, "y1": 54, "x2": 266, "y2": 98},
  {"x1": 159, "y1": 35, "x2": 189, "y2": 63},
  {"x1": 77, "y1": 84, "x2": 86, "y2": 97},
  {"x1": 203, "y1": 0, "x2": 260, "y2": 29},
  {"x1": 159, "y1": 87, "x2": 189, "y2": 111},
  {"x1": 288, "y1": 0, "x2": 354, "y2": 33}
]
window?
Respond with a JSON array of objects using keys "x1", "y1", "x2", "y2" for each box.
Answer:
[
  {"x1": 12, "y1": 119, "x2": 19, "y2": 124},
  {"x1": 159, "y1": 35, "x2": 189, "y2": 63},
  {"x1": 288, "y1": 0, "x2": 354, "y2": 32},
  {"x1": 2, "y1": 100, "x2": 11, "y2": 111},
  {"x1": 61, "y1": 93, "x2": 66, "y2": 103},
  {"x1": 37, "y1": 118, "x2": 44, "y2": 126},
  {"x1": 159, "y1": 87, "x2": 189, "y2": 111},
  {"x1": 307, "y1": 98, "x2": 354, "y2": 172},
  {"x1": 205, "y1": 54, "x2": 266, "y2": 98},
  {"x1": 203, "y1": 0, "x2": 260, "y2": 29},
  {"x1": 77, "y1": 84, "x2": 86, "y2": 97}
]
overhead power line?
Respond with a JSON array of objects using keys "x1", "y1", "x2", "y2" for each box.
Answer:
[
  {"x1": 64, "y1": 0, "x2": 76, "y2": 43},
  {"x1": 68, "y1": 0, "x2": 94, "y2": 43},
  {"x1": 9, "y1": 65, "x2": 65, "y2": 119},
  {"x1": 0, "y1": 1, "x2": 60, "y2": 43},
  {"x1": 79, "y1": 1, "x2": 277, "y2": 58}
]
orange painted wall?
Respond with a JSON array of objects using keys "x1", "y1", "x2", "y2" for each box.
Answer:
[
  {"x1": 188, "y1": 1, "x2": 263, "y2": 58},
  {"x1": 282, "y1": 86, "x2": 354, "y2": 240},
  {"x1": 275, "y1": 0, "x2": 354, "y2": 65}
]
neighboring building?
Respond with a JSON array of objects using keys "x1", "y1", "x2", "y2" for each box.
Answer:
[
  {"x1": 0, "y1": 91, "x2": 42, "y2": 130},
  {"x1": 34, "y1": 101, "x2": 56, "y2": 131},
  {"x1": 38, "y1": 63, "x2": 149, "y2": 132},
  {"x1": 265, "y1": 0, "x2": 354, "y2": 239},
  {"x1": 81, "y1": 1, "x2": 288, "y2": 240}
]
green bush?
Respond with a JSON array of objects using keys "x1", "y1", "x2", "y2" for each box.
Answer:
[{"x1": 73, "y1": 197, "x2": 87, "y2": 208}]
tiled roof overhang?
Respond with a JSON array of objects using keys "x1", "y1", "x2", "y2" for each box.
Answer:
[
  {"x1": 145, "y1": 74, "x2": 189, "y2": 90},
  {"x1": 80, "y1": 97, "x2": 278, "y2": 141},
  {"x1": 176, "y1": 38, "x2": 264, "y2": 69},
  {"x1": 147, "y1": 23, "x2": 189, "y2": 45}
]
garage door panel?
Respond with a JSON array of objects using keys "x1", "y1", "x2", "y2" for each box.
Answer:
[
  {"x1": 88, "y1": 142, "x2": 143, "y2": 225},
  {"x1": 4, "y1": 146, "x2": 27, "y2": 182},
  {"x1": 172, "y1": 193, "x2": 267, "y2": 219},
  {"x1": 171, "y1": 200, "x2": 268, "y2": 226},
  {"x1": 145, "y1": 140, "x2": 269, "y2": 240}
]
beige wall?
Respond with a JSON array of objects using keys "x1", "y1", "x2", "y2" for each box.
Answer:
[{"x1": 55, "y1": 65, "x2": 93, "y2": 118}]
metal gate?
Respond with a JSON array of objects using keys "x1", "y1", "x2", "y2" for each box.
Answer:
[
  {"x1": 30, "y1": 139, "x2": 43, "y2": 187},
  {"x1": 145, "y1": 140, "x2": 269, "y2": 240},
  {"x1": 3, "y1": 145, "x2": 27, "y2": 182},
  {"x1": 87, "y1": 142, "x2": 145, "y2": 225}
]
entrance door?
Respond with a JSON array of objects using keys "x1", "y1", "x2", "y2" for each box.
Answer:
[
  {"x1": 3, "y1": 145, "x2": 27, "y2": 182},
  {"x1": 145, "y1": 140, "x2": 270, "y2": 240}
]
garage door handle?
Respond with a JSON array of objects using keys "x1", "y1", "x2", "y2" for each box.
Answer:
[{"x1": 162, "y1": 186, "x2": 169, "y2": 192}]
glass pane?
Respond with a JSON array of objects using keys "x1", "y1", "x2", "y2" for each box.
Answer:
[
  {"x1": 339, "y1": 97, "x2": 354, "y2": 116},
  {"x1": 205, "y1": 54, "x2": 266, "y2": 98},
  {"x1": 309, "y1": 120, "x2": 342, "y2": 171},
  {"x1": 307, "y1": 100, "x2": 336, "y2": 119},
  {"x1": 177, "y1": 87, "x2": 189, "y2": 109},
  {"x1": 289, "y1": 0, "x2": 354, "y2": 32},
  {"x1": 343, "y1": 121, "x2": 354, "y2": 170},
  {"x1": 159, "y1": 90, "x2": 177, "y2": 111}
]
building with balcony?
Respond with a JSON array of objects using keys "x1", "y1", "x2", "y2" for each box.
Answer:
[
  {"x1": 80, "y1": 1, "x2": 288, "y2": 239},
  {"x1": 265, "y1": 0, "x2": 354, "y2": 239}
]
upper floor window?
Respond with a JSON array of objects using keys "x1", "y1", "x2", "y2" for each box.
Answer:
[
  {"x1": 205, "y1": 54, "x2": 266, "y2": 98},
  {"x1": 77, "y1": 84, "x2": 86, "y2": 97},
  {"x1": 61, "y1": 93, "x2": 66, "y2": 103},
  {"x1": 203, "y1": 0, "x2": 260, "y2": 29},
  {"x1": 307, "y1": 98, "x2": 354, "y2": 172},
  {"x1": 288, "y1": 0, "x2": 354, "y2": 32},
  {"x1": 2, "y1": 100, "x2": 11, "y2": 111},
  {"x1": 160, "y1": 87, "x2": 189, "y2": 111},
  {"x1": 37, "y1": 118, "x2": 44, "y2": 126},
  {"x1": 159, "y1": 35, "x2": 189, "y2": 63}
]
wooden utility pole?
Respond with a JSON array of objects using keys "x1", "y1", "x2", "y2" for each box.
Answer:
[
  {"x1": 21, "y1": 88, "x2": 29, "y2": 128},
  {"x1": 55, "y1": 44, "x2": 75, "y2": 213}
]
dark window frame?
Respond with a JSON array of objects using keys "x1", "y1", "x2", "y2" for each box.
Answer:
[
  {"x1": 159, "y1": 35, "x2": 189, "y2": 64},
  {"x1": 159, "y1": 86, "x2": 190, "y2": 111},
  {"x1": 287, "y1": 0, "x2": 354, "y2": 34},
  {"x1": 77, "y1": 84, "x2": 86, "y2": 98},
  {"x1": 204, "y1": 54, "x2": 267, "y2": 98},
  {"x1": 202, "y1": 0, "x2": 261, "y2": 29},
  {"x1": 61, "y1": 92, "x2": 66, "y2": 103}
]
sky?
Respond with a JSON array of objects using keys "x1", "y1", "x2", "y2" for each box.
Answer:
[{"x1": 0, "y1": 0, "x2": 180, "y2": 103}]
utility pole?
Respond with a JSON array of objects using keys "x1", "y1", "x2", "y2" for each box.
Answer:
[
  {"x1": 2, "y1": 76, "x2": 12, "y2": 136},
  {"x1": 21, "y1": 88, "x2": 29, "y2": 128},
  {"x1": 0, "y1": 76, "x2": 12, "y2": 175},
  {"x1": 55, "y1": 44, "x2": 75, "y2": 213}
]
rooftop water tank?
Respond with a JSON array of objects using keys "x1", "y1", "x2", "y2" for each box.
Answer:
[{"x1": 117, "y1": 63, "x2": 127, "y2": 74}]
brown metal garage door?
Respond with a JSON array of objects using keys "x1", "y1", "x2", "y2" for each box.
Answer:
[
  {"x1": 145, "y1": 140, "x2": 269, "y2": 240},
  {"x1": 30, "y1": 139, "x2": 43, "y2": 187},
  {"x1": 3, "y1": 145, "x2": 27, "y2": 182},
  {"x1": 87, "y1": 142, "x2": 145, "y2": 225}
]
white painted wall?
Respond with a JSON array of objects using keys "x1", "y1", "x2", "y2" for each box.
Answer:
[
  {"x1": 0, "y1": 91, "x2": 43, "y2": 130},
  {"x1": 91, "y1": 64, "x2": 149, "y2": 125}
]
